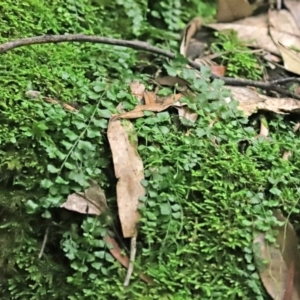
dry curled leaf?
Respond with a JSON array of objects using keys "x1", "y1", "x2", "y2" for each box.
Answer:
[
  {"x1": 180, "y1": 17, "x2": 202, "y2": 57},
  {"x1": 277, "y1": 42, "x2": 300, "y2": 76},
  {"x1": 174, "y1": 102, "x2": 198, "y2": 123},
  {"x1": 259, "y1": 116, "x2": 268, "y2": 137},
  {"x1": 210, "y1": 8, "x2": 300, "y2": 58},
  {"x1": 285, "y1": 0, "x2": 300, "y2": 30},
  {"x1": 130, "y1": 80, "x2": 145, "y2": 102},
  {"x1": 210, "y1": 65, "x2": 226, "y2": 77},
  {"x1": 61, "y1": 179, "x2": 152, "y2": 284},
  {"x1": 269, "y1": 9, "x2": 300, "y2": 60},
  {"x1": 216, "y1": 0, "x2": 254, "y2": 23},
  {"x1": 60, "y1": 180, "x2": 107, "y2": 215},
  {"x1": 107, "y1": 119, "x2": 145, "y2": 238},
  {"x1": 227, "y1": 86, "x2": 300, "y2": 116},
  {"x1": 207, "y1": 14, "x2": 279, "y2": 55},
  {"x1": 253, "y1": 211, "x2": 300, "y2": 300},
  {"x1": 103, "y1": 235, "x2": 129, "y2": 268},
  {"x1": 83, "y1": 179, "x2": 108, "y2": 212},
  {"x1": 143, "y1": 91, "x2": 156, "y2": 104},
  {"x1": 113, "y1": 93, "x2": 182, "y2": 120},
  {"x1": 154, "y1": 76, "x2": 189, "y2": 89},
  {"x1": 61, "y1": 193, "x2": 101, "y2": 215}
]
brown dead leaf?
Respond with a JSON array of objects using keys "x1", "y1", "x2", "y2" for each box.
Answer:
[
  {"x1": 259, "y1": 116, "x2": 269, "y2": 137},
  {"x1": 193, "y1": 57, "x2": 226, "y2": 76},
  {"x1": 180, "y1": 17, "x2": 202, "y2": 57},
  {"x1": 103, "y1": 235, "x2": 129, "y2": 268},
  {"x1": 60, "y1": 180, "x2": 107, "y2": 215},
  {"x1": 61, "y1": 193, "x2": 101, "y2": 215},
  {"x1": 269, "y1": 9, "x2": 300, "y2": 60},
  {"x1": 284, "y1": 261, "x2": 295, "y2": 300},
  {"x1": 253, "y1": 210, "x2": 300, "y2": 300},
  {"x1": 255, "y1": 114, "x2": 270, "y2": 141},
  {"x1": 269, "y1": 9, "x2": 300, "y2": 39},
  {"x1": 277, "y1": 42, "x2": 300, "y2": 76},
  {"x1": 227, "y1": 86, "x2": 300, "y2": 116},
  {"x1": 282, "y1": 150, "x2": 293, "y2": 161},
  {"x1": 208, "y1": 9, "x2": 300, "y2": 58},
  {"x1": 113, "y1": 93, "x2": 182, "y2": 120},
  {"x1": 207, "y1": 14, "x2": 279, "y2": 55},
  {"x1": 285, "y1": 0, "x2": 300, "y2": 30},
  {"x1": 263, "y1": 52, "x2": 281, "y2": 63},
  {"x1": 143, "y1": 91, "x2": 156, "y2": 105},
  {"x1": 210, "y1": 65, "x2": 226, "y2": 77},
  {"x1": 154, "y1": 76, "x2": 189, "y2": 89},
  {"x1": 130, "y1": 80, "x2": 145, "y2": 102},
  {"x1": 107, "y1": 120, "x2": 145, "y2": 238},
  {"x1": 216, "y1": 0, "x2": 253, "y2": 23},
  {"x1": 60, "y1": 103, "x2": 78, "y2": 112},
  {"x1": 179, "y1": 20, "x2": 227, "y2": 77},
  {"x1": 83, "y1": 179, "x2": 108, "y2": 212},
  {"x1": 61, "y1": 178, "x2": 152, "y2": 284},
  {"x1": 174, "y1": 102, "x2": 198, "y2": 123}
]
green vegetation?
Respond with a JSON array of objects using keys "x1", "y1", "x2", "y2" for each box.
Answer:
[
  {"x1": 0, "y1": 1, "x2": 298, "y2": 300},
  {"x1": 211, "y1": 30, "x2": 264, "y2": 80}
]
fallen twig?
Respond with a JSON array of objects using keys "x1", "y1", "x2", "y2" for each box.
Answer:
[
  {"x1": 26, "y1": 90, "x2": 78, "y2": 112},
  {"x1": 1, "y1": 34, "x2": 300, "y2": 99},
  {"x1": 103, "y1": 235, "x2": 153, "y2": 284},
  {"x1": 0, "y1": 34, "x2": 173, "y2": 58},
  {"x1": 123, "y1": 236, "x2": 137, "y2": 287},
  {"x1": 38, "y1": 225, "x2": 49, "y2": 259},
  {"x1": 214, "y1": 76, "x2": 300, "y2": 100}
]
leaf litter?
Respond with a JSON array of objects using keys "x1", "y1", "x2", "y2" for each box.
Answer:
[
  {"x1": 250, "y1": 113, "x2": 300, "y2": 299},
  {"x1": 253, "y1": 211, "x2": 300, "y2": 300},
  {"x1": 107, "y1": 117, "x2": 147, "y2": 286},
  {"x1": 180, "y1": 6, "x2": 300, "y2": 297},
  {"x1": 202, "y1": 1, "x2": 300, "y2": 116},
  {"x1": 61, "y1": 178, "x2": 152, "y2": 284},
  {"x1": 61, "y1": 1, "x2": 300, "y2": 289},
  {"x1": 107, "y1": 119, "x2": 145, "y2": 238}
]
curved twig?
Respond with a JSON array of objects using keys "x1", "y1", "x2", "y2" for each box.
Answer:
[
  {"x1": 0, "y1": 34, "x2": 174, "y2": 58},
  {"x1": 38, "y1": 225, "x2": 50, "y2": 258},
  {"x1": 211, "y1": 76, "x2": 300, "y2": 100},
  {"x1": 123, "y1": 236, "x2": 137, "y2": 287},
  {"x1": 0, "y1": 34, "x2": 300, "y2": 99}
]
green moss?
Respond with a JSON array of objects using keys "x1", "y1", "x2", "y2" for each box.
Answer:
[{"x1": 0, "y1": 1, "x2": 295, "y2": 300}]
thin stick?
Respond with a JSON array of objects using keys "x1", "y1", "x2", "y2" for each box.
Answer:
[
  {"x1": 123, "y1": 236, "x2": 137, "y2": 287},
  {"x1": 38, "y1": 226, "x2": 50, "y2": 259},
  {"x1": 0, "y1": 34, "x2": 173, "y2": 58},
  {"x1": 268, "y1": 77, "x2": 300, "y2": 85},
  {"x1": 0, "y1": 34, "x2": 300, "y2": 99},
  {"x1": 213, "y1": 76, "x2": 300, "y2": 100}
]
